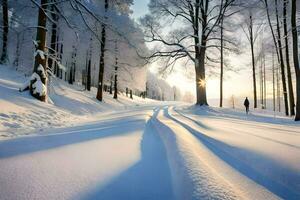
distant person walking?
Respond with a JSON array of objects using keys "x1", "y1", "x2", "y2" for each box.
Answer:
[{"x1": 244, "y1": 97, "x2": 250, "y2": 114}]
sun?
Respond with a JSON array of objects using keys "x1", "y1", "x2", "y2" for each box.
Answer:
[{"x1": 198, "y1": 79, "x2": 206, "y2": 88}]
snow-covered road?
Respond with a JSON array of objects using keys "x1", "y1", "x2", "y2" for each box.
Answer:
[{"x1": 0, "y1": 105, "x2": 300, "y2": 200}]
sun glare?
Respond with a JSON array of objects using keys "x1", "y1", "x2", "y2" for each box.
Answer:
[{"x1": 198, "y1": 79, "x2": 206, "y2": 88}]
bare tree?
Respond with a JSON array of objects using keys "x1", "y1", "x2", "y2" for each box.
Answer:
[
  {"x1": 275, "y1": 0, "x2": 289, "y2": 116},
  {"x1": 68, "y1": 45, "x2": 77, "y2": 85},
  {"x1": 258, "y1": 42, "x2": 267, "y2": 110},
  {"x1": 94, "y1": 0, "x2": 133, "y2": 101},
  {"x1": 219, "y1": 1, "x2": 238, "y2": 107},
  {"x1": 291, "y1": 0, "x2": 300, "y2": 121},
  {"x1": 263, "y1": 50, "x2": 266, "y2": 109},
  {"x1": 219, "y1": 1, "x2": 240, "y2": 107},
  {"x1": 113, "y1": 40, "x2": 118, "y2": 99},
  {"x1": 48, "y1": 1, "x2": 59, "y2": 76},
  {"x1": 0, "y1": 0, "x2": 9, "y2": 64},
  {"x1": 283, "y1": 0, "x2": 295, "y2": 116},
  {"x1": 96, "y1": 0, "x2": 108, "y2": 101},
  {"x1": 230, "y1": 95, "x2": 235, "y2": 109},
  {"x1": 142, "y1": 0, "x2": 235, "y2": 105},
  {"x1": 86, "y1": 37, "x2": 92, "y2": 91},
  {"x1": 277, "y1": 65, "x2": 281, "y2": 112},
  {"x1": 263, "y1": 0, "x2": 283, "y2": 112},
  {"x1": 272, "y1": 48, "x2": 276, "y2": 112},
  {"x1": 220, "y1": 16, "x2": 224, "y2": 107},
  {"x1": 241, "y1": 12, "x2": 262, "y2": 108}
]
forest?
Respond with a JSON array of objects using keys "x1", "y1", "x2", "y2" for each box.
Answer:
[
  {"x1": 0, "y1": 1, "x2": 300, "y2": 199},
  {"x1": 1, "y1": 0, "x2": 300, "y2": 120}
]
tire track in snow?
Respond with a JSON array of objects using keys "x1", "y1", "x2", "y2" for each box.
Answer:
[
  {"x1": 183, "y1": 108, "x2": 300, "y2": 136},
  {"x1": 174, "y1": 108, "x2": 300, "y2": 150},
  {"x1": 151, "y1": 106, "x2": 243, "y2": 200},
  {"x1": 168, "y1": 106, "x2": 299, "y2": 200},
  {"x1": 82, "y1": 107, "x2": 174, "y2": 200}
]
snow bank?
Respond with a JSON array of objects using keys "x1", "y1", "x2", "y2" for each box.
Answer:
[{"x1": 0, "y1": 65, "x2": 159, "y2": 139}]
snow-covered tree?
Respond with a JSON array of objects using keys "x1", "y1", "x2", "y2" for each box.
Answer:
[
  {"x1": 28, "y1": 0, "x2": 48, "y2": 102},
  {"x1": 146, "y1": 71, "x2": 175, "y2": 101}
]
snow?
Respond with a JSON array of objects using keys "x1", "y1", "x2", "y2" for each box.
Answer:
[
  {"x1": 34, "y1": 49, "x2": 45, "y2": 60},
  {"x1": 31, "y1": 74, "x2": 46, "y2": 96},
  {"x1": 19, "y1": 79, "x2": 30, "y2": 92},
  {"x1": 37, "y1": 64, "x2": 46, "y2": 78},
  {"x1": 0, "y1": 65, "x2": 159, "y2": 138},
  {"x1": 1, "y1": 65, "x2": 300, "y2": 199},
  {"x1": 0, "y1": 122, "x2": 144, "y2": 200},
  {"x1": 19, "y1": 71, "x2": 47, "y2": 97},
  {"x1": 33, "y1": 40, "x2": 38, "y2": 47},
  {"x1": 57, "y1": 62, "x2": 66, "y2": 71},
  {"x1": 166, "y1": 106, "x2": 300, "y2": 199}
]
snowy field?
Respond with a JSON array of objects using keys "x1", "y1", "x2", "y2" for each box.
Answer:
[
  {"x1": 1, "y1": 66, "x2": 300, "y2": 200},
  {"x1": 0, "y1": 65, "x2": 162, "y2": 139}
]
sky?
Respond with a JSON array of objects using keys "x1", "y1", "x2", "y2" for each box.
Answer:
[
  {"x1": 130, "y1": 0, "x2": 255, "y2": 102},
  {"x1": 131, "y1": 0, "x2": 150, "y2": 20}
]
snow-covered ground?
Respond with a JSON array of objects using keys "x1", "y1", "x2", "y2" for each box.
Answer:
[
  {"x1": 0, "y1": 65, "x2": 161, "y2": 139},
  {"x1": 1, "y1": 65, "x2": 300, "y2": 200}
]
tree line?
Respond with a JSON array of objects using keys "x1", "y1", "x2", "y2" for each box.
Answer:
[
  {"x1": 1, "y1": 0, "x2": 300, "y2": 121},
  {"x1": 0, "y1": 0, "x2": 147, "y2": 102},
  {"x1": 140, "y1": 0, "x2": 300, "y2": 121}
]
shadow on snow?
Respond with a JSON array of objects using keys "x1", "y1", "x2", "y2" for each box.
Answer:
[
  {"x1": 81, "y1": 112, "x2": 174, "y2": 200},
  {"x1": 0, "y1": 117, "x2": 145, "y2": 159},
  {"x1": 164, "y1": 107, "x2": 300, "y2": 200}
]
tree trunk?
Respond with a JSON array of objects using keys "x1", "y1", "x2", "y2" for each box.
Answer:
[
  {"x1": 220, "y1": 17, "x2": 224, "y2": 107},
  {"x1": 70, "y1": 46, "x2": 76, "y2": 84},
  {"x1": 55, "y1": 34, "x2": 60, "y2": 77},
  {"x1": 86, "y1": 38, "x2": 92, "y2": 91},
  {"x1": 263, "y1": 53, "x2": 267, "y2": 109},
  {"x1": 69, "y1": 66, "x2": 73, "y2": 84},
  {"x1": 193, "y1": 0, "x2": 208, "y2": 106},
  {"x1": 291, "y1": 0, "x2": 300, "y2": 121},
  {"x1": 48, "y1": 2, "x2": 58, "y2": 74},
  {"x1": 264, "y1": 0, "x2": 280, "y2": 62},
  {"x1": 113, "y1": 41, "x2": 118, "y2": 99},
  {"x1": 283, "y1": 0, "x2": 295, "y2": 116},
  {"x1": 260, "y1": 54, "x2": 263, "y2": 109},
  {"x1": 277, "y1": 66, "x2": 281, "y2": 112},
  {"x1": 264, "y1": 0, "x2": 283, "y2": 111},
  {"x1": 59, "y1": 42, "x2": 63, "y2": 79},
  {"x1": 195, "y1": 46, "x2": 208, "y2": 105},
  {"x1": 0, "y1": 0, "x2": 9, "y2": 64},
  {"x1": 113, "y1": 70, "x2": 118, "y2": 99},
  {"x1": 65, "y1": 60, "x2": 68, "y2": 81},
  {"x1": 73, "y1": 64, "x2": 76, "y2": 82},
  {"x1": 272, "y1": 49, "x2": 276, "y2": 112},
  {"x1": 13, "y1": 32, "x2": 21, "y2": 68},
  {"x1": 87, "y1": 59, "x2": 91, "y2": 91},
  {"x1": 96, "y1": 0, "x2": 108, "y2": 101},
  {"x1": 96, "y1": 24, "x2": 106, "y2": 101},
  {"x1": 109, "y1": 78, "x2": 113, "y2": 94},
  {"x1": 275, "y1": 0, "x2": 289, "y2": 116},
  {"x1": 249, "y1": 15, "x2": 257, "y2": 108},
  {"x1": 30, "y1": 0, "x2": 48, "y2": 102}
]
